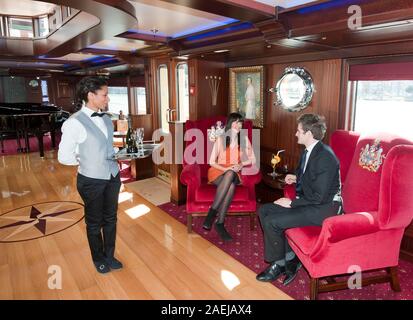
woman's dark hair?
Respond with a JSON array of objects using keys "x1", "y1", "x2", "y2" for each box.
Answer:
[
  {"x1": 225, "y1": 112, "x2": 244, "y2": 148},
  {"x1": 75, "y1": 76, "x2": 108, "y2": 106}
]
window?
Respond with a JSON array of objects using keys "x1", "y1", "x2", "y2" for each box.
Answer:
[
  {"x1": 158, "y1": 65, "x2": 170, "y2": 133},
  {"x1": 353, "y1": 80, "x2": 413, "y2": 140},
  {"x1": 0, "y1": 16, "x2": 4, "y2": 37},
  {"x1": 176, "y1": 63, "x2": 189, "y2": 121},
  {"x1": 108, "y1": 87, "x2": 128, "y2": 117},
  {"x1": 38, "y1": 16, "x2": 49, "y2": 37},
  {"x1": 9, "y1": 17, "x2": 33, "y2": 38},
  {"x1": 133, "y1": 87, "x2": 147, "y2": 115},
  {"x1": 41, "y1": 80, "x2": 49, "y2": 103}
]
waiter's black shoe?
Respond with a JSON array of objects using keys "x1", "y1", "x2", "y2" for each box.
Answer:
[
  {"x1": 202, "y1": 208, "x2": 218, "y2": 230},
  {"x1": 94, "y1": 262, "x2": 111, "y2": 274},
  {"x1": 283, "y1": 256, "x2": 302, "y2": 286},
  {"x1": 256, "y1": 262, "x2": 286, "y2": 282},
  {"x1": 106, "y1": 257, "x2": 123, "y2": 270}
]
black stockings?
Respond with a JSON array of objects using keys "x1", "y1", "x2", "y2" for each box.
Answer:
[{"x1": 211, "y1": 170, "x2": 238, "y2": 223}]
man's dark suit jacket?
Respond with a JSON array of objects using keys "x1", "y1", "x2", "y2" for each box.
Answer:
[{"x1": 291, "y1": 141, "x2": 341, "y2": 209}]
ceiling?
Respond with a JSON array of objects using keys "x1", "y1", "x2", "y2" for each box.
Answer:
[
  {"x1": 2, "y1": 0, "x2": 413, "y2": 76},
  {"x1": 0, "y1": 0, "x2": 55, "y2": 16},
  {"x1": 255, "y1": 0, "x2": 317, "y2": 7}
]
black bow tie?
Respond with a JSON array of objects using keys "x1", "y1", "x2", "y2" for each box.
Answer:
[{"x1": 91, "y1": 112, "x2": 107, "y2": 117}]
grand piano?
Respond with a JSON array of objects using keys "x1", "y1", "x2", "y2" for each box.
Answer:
[{"x1": 0, "y1": 103, "x2": 69, "y2": 157}]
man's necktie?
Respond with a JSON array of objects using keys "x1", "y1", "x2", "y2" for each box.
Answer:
[
  {"x1": 91, "y1": 112, "x2": 107, "y2": 117},
  {"x1": 295, "y1": 148, "x2": 308, "y2": 196}
]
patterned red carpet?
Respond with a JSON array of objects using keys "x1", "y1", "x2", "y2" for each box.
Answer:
[{"x1": 158, "y1": 202, "x2": 413, "y2": 300}]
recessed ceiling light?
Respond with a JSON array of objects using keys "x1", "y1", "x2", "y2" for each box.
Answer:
[
  {"x1": 321, "y1": 36, "x2": 327, "y2": 40},
  {"x1": 266, "y1": 44, "x2": 272, "y2": 48},
  {"x1": 213, "y1": 49, "x2": 230, "y2": 53}
]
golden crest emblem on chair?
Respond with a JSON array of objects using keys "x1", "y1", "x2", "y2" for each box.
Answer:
[{"x1": 359, "y1": 139, "x2": 385, "y2": 172}]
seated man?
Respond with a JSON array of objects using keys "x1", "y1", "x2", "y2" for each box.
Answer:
[{"x1": 256, "y1": 113, "x2": 342, "y2": 285}]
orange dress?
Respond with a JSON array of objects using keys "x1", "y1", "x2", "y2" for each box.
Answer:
[{"x1": 208, "y1": 146, "x2": 242, "y2": 184}]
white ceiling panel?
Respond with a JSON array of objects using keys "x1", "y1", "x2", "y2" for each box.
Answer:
[
  {"x1": 128, "y1": 0, "x2": 237, "y2": 38},
  {"x1": 0, "y1": 0, "x2": 56, "y2": 16},
  {"x1": 88, "y1": 39, "x2": 149, "y2": 52},
  {"x1": 47, "y1": 53, "x2": 103, "y2": 62},
  {"x1": 254, "y1": 0, "x2": 319, "y2": 8}
]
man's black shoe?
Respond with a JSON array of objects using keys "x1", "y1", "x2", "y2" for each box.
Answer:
[
  {"x1": 94, "y1": 262, "x2": 111, "y2": 274},
  {"x1": 202, "y1": 208, "x2": 218, "y2": 230},
  {"x1": 105, "y1": 257, "x2": 123, "y2": 270},
  {"x1": 256, "y1": 262, "x2": 286, "y2": 282},
  {"x1": 283, "y1": 256, "x2": 302, "y2": 286}
]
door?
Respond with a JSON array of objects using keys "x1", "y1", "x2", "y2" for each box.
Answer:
[{"x1": 153, "y1": 58, "x2": 174, "y2": 181}]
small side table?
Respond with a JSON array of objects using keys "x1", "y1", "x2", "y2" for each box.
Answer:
[{"x1": 256, "y1": 169, "x2": 287, "y2": 203}]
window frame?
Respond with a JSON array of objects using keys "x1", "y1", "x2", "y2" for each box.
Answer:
[
  {"x1": 157, "y1": 64, "x2": 170, "y2": 133},
  {"x1": 175, "y1": 62, "x2": 189, "y2": 122}
]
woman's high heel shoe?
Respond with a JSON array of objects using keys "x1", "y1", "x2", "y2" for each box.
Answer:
[
  {"x1": 215, "y1": 222, "x2": 233, "y2": 241},
  {"x1": 202, "y1": 208, "x2": 218, "y2": 230}
]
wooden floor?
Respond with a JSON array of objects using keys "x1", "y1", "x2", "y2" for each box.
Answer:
[{"x1": 0, "y1": 150, "x2": 291, "y2": 300}]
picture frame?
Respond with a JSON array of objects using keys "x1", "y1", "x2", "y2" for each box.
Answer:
[
  {"x1": 57, "y1": 80, "x2": 72, "y2": 98},
  {"x1": 229, "y1": 65, "x2": 264, "y2": 128}
]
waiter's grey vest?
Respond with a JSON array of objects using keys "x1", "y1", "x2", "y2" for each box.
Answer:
[{"x1": 74, "y1": 111, "x2": 119, "y2": 180}]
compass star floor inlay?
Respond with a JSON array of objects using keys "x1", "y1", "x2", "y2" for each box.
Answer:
[{"x1": 0, "y1": 201, "x2": 84, "y2": 242}]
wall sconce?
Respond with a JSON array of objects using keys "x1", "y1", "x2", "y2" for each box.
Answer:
[{"x1": 205, "y1": 75, "x2": 221, "y2": 106}]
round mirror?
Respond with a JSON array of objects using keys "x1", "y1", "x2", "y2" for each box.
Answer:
[{"x1": 274, "y1": 67, "x2": 314, "y2": 112}]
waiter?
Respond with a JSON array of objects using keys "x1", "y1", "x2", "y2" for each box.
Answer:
[{"x1": 58, "y1": 76, "x2": 122, "y2": 274}]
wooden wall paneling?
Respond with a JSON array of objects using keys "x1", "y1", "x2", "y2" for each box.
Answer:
[
  {"x1": 226, "y1": 40, "x2": 413, "y2": 68},
  {"x1": 146, "y1": 58, "x2": 160, "y2": 177},
  {"x1": 196, "y1": 59, "x2": 228, "y2": 119},
  {"x1": 169, "y1": 121, "x2": 186, "y2": 205},
  {"x1": 129, "y1": 114, "x2": 155, "y2": 181},
  {"x1": 1, "y1": 77, "x2": 26, "y2": 103},
  {"x1": 25, "y1": 78, "x2": 42, "y2": 103},
  {"x1": 0, "y1": 78, "x2": 4, "y2": 102},
  {"x1": 144, "y1": 58, "x2": 153, "y2": 116},
  {"x1": 260, "y1": 59, "x2": 342, "y2": 172},
  {"x1": 339, "y1": 59, "x2": 351, "y2": 130},
  {"x1": 130, "y1": 114, "x2": 154, "y2": 139},
  {"x1": 50, "y1": 75, "x2": 79, "y2": 112},
  {"x1": 126, "y1": 75, "x2": 133, "y2": 115},
  {"x1": 188, "y1": 59, "x2": 198, "y2": 120}
]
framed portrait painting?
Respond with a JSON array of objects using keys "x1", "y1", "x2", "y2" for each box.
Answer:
[{"x1": 229, "y1": 65, "x2": 264, "y2": 128}]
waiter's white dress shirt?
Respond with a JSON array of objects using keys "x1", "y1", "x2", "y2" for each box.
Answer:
[{"x1": 58, "y1": 106, "x2": 109, "y2": 166}]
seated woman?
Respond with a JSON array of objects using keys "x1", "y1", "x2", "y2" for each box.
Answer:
[{"x1": 203, "y1": 112, "x2": 256, "y2": 241}]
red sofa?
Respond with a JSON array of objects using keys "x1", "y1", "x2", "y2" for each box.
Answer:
[
  {"x1": 180, "y1": 116, "x2": 261, "y2": 233},
  {"x1": 285, "y1": 130, "x2": 413, "y2": 299}
]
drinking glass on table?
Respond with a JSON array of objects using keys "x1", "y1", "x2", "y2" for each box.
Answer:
[{"x1": 135, "y1": 128, "x2": 144, "y2": 150}]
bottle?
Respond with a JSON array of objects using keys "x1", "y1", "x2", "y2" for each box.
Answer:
[{"x1": 125, "y1": 116, "x2": 136, "y2": 153}]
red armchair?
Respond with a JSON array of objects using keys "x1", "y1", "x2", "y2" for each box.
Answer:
[
  {"x1": 284, "y1": 130, "x2": 413, "y2": 299},
  {"x1": 180, "y1": 116, "x2": 261, "y2": 233}
]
